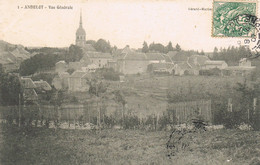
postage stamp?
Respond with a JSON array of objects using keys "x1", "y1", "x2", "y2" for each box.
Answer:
[{"x1": 212, "y1": 1, "x2": 257, "y2": 37}]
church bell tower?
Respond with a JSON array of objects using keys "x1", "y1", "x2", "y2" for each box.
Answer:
[{"x1": 75, "y1": 10, "x2": 86, "y2": 47}]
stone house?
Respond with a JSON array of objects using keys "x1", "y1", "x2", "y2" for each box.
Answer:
[
  {"x1": 68, "y1": 71, "x2": 91, "y2": 92},
  {"x1": 52, "y1": 72, "x2": 70, "y2": 90},
  {"x1": 146, "y1": 52, "x2": 166, "y2": 64},
  {"x1": 147, "y1": 63, "x2": 175, "y2": 74},
  {"x1": 68, "y1": 62, "x2": 82, "y2": 71},
  {"x1": 82, "y1": 52, "x2": 113, "y2": 68},
  {"x1": 55, "y1": 61, "x2": 67, "y2": 73},
  {"x1": 173, "y1": 62, "x2": 192, "y2": 76},
  {"x1": 239, "y1": 58, "x2": 252, "y2": 67},
  {"x1": 20, "y1": 77, "x2": 38, "y2": 101},
  {"x1": 117, "y1": 52, "x2": 148, "y2": 74}
]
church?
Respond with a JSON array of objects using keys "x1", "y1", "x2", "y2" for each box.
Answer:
[
  {"x1": 75, "y1": 11, "x2": 96, "y2": 52},
  {"x1": 75, "y1": 11, "x2": 113, "y2": 68}
]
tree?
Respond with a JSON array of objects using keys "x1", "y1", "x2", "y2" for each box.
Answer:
[
  {"x1": 94, "y1": 39, "x2": 112, "y2": 53},
  {"x1": 213, "y1": 47, "x2": 218, "y2": 59},
  {"x1": 65, "y1": 44, "x2": 83, "y2": 62},
  {"x1": 20, "y1": 53, "x2": 64, "y2": 76},
  {"x1": 199, "y1": 50, "x2": 205, "y2": 55},
  {"x1": 86, "y1": 40, "x2": 96, "y2": 47},
  {"x1": 0, "y1": 73, "x2": 22, "y2": 106},
  {"x1": 176, "y1": 44, "x2": 181, "y2": 52},
  {"x1": 166, "y1": 42, "x2": 174, "y2": 53},
  {"x1": 142, "y1": 41, "x2": 149, "y2": 53},
  {"x1": 149, "y1": 42, "x2": 165, "y2": 53}
]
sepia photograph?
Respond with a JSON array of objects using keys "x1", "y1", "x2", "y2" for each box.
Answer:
[{"x1": 0, "y1": 0, "x2": 260, "y2": 164}]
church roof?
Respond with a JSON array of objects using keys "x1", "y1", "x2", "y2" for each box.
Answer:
[
  {"x1": 76, "y1": 27, "x2": 86, "y2": 35},
  {"x1": 76, "y1": 11, "x2": 86, "y2": 36},
  {"x1": 83, "y1": 44, "x2": 96, "y2": 52}
]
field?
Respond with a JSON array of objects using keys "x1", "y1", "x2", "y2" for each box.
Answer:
[
  {"x1": 105, "y1": 75, "x2": 245, "y2": 116},
  {"x1": 0, "y1": 125, "x2": 260, "y2": 165}
]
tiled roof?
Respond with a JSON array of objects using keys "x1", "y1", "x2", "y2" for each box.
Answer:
[
  {"x1": 83, "y1": 44, "x2": 96, "y2": 52},
  {"x1": 170, "y1": 52, "x2": 189, "y2": 62},
  {"x1": 85, "y1": 52, "x2": 112, "y2": 58},
  {"x1": 23, "y1": 89, "x2": 38, "y2": 101},
  {"x1": 58, "y1": 72, "x2": 70, "y2": 78},
  {"x1": 175, "y1": 62, "x2": 192, "y2": 70},
  {"x1": 21, "y1": 77, "x2": 36, "y2": 88},
  {"x1": 167, "y1": 51, "x2": 178, "y2": 58},
  {"x1": 34, "y1": 80, "x2": 52, "y2": 91},
  {"x1": 146, "y1": 53, "x2": 165, "y2": 61},
  {"x1": 204, "y1": 60, "x2": 226, "y2": 65},
  {"x1": 70, "y1": 71, "x2": 88, "y2": 78},
  {"x1": 56, "y1": 60, "x2": 66, "y2": 65},
  {"x1": 188, "y1": 55, "x2": 209, "y2": 68},
  {"x1": 123, "y1": 52, "x2": 147, "y2": 60},
  {"x1": 150, "y1": 63, "x2": 174, "y2": 70}
]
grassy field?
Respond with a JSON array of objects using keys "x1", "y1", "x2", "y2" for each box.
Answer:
[
  {"x1": 105, "y1": 75, "x2": 245, "y2": 116},
  {"x1": 0, "y1": 125, "x2": 259, "y2": 165}
]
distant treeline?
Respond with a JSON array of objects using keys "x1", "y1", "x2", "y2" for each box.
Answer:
[{"x1": 211, "y1": 46, "x2": 252, "y2": 66}]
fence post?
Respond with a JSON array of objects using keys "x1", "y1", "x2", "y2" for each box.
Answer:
[
  {"x1": 253, "y1": 98, "x2": 257, "y2": 114},
  {"x1": 18, "y1": 93, "x2": 21, "y2": 127},
  {"x1": 228, "y1": 98, "x2": 232, "y2": 112}
]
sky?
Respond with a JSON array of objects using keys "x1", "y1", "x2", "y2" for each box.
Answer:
[{"x1": 0, "y1": 0, "x2": 256, "y2": 52}]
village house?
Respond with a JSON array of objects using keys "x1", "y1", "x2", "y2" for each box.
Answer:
[
  {"x1": 68, "y1": 61, "x2": 82, "y2": 71},
  {"x1": 201, "y1": 60, "x2": 228, "y2": 70},
  {"x1": 55, "y1": 61, "x2": 67, "y2": 73},
  {"x1": 173, "y1": 62, "x2": 192, "y2": 76},
  {"x1": 169, "y1": 51, "x2": 189, "y2": 63},
  {"x1": 87, "y1": 52, "x2": 113, "y2": 68},
  {"x1": 34, "y1": 80, "x2": 52, "y2": 91},
  {"x1": 20, "y1": 77, "x2": 38, "y2": 101},
  {"x1": 68, "y1": 71, "x2": 91, "y2": 92},
  {"x1": 239, "y1": 58, "x2": 252, "y2": 67},
  {"x1": 33, "y1": 80, "x2": 52, "y2": 100},
  {"x1": 222, "y1": 58, "x2": 256, "y2": 76},
  {"x1": 81, "y1": 63, "x2": 98, "y2": 73},
  {"x1": 52, "y1": 72, "x2": 70, "y2": 90},
  {"x1": 147, "y1": 62, "x2": 175, "y2": 74},
  {"x1": 187, "y1": 55, "x2": 209, "y2": 75},
  {"x1": 117, "y1": 52, "x2": 148, "y2": 74},
  {"x1": 146, "y1": 52, "x2": 166, "y2": 64}
]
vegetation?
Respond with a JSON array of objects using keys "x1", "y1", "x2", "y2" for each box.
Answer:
[
  {"x1": 95, "y1": 68, "x2": 120, "y2": 81},
  {"x1": 0, "y1": 126, "x2": 259, "y2": 165},
  {"x1": 86, "y1": 39, "x2": 112, "y2": 53},
  {"x1": 212, "y1": 46, "x2": 252, "y2": 65},
  {"x1": 64, "y1": 44, "x2": 83, "y2": 62},
  {"x1": 19, "y1": 53, "x2": 63, "y2": 76},
  {"x1": 0, "y1": 65, "x2": 22, "y2": 106}
]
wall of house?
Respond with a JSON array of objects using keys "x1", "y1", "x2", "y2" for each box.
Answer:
[
  {"x1": 121, "y1": 60, "x2": 149, "y2": 74},
  {"x1": 239, "y1": 60, "x2": 251, "y2": 67},
  {"x1": 52, "y1": 77, "x2": 62, "y2": 90},
  {"x1": 90, "y1": 58, "x2": 110, "y2": 68},
  {"x1": 69, "y1": 77, "x2": 82, "y2": 91},
  {"x1": 204, "y1": 63, "x2": 227, "y2": 70},
  {"x1": 55, "y1": 63, "x2": 67, "y2": 73}
]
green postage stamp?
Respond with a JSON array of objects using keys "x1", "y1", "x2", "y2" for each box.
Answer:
[{"x1": 212, "y1": 1, "x2": 257, "y2": 37}]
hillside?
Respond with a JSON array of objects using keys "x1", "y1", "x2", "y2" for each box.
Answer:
[{"x1": 0, "y1": 40, "x2": 31, "y2": 71}]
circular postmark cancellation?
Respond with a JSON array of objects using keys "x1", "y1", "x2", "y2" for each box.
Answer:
[
  {"x1": 212, "y1": 1, "x2": 257, "y2": 37},
  {"x1": 238, "y1": 17, "x2": 260, "y2": 59}
]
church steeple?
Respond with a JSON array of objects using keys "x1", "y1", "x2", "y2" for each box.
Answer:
[
  {"x1": 80, "y1": 9, "x2": 82, "y2": 28},
  {"x1": 76, "y1": 9, "x2": 86, "y2": 47}
]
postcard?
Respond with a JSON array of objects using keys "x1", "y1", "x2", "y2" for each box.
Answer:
[{"x1": 0, "y1": 0, "x2": 260, "y2": 164}]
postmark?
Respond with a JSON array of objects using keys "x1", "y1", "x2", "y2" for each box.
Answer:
[{"x1": 212, "y1": 1, "x2": 257, "y2": 37}]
